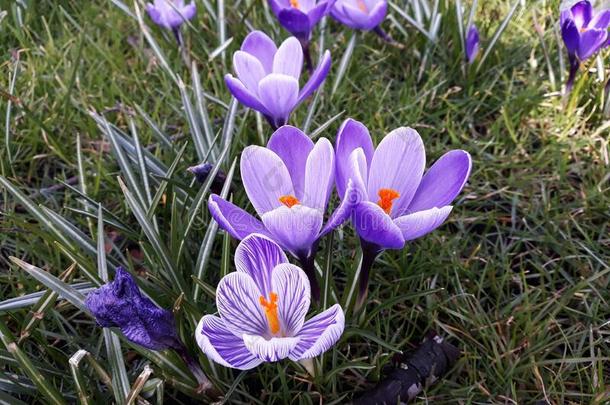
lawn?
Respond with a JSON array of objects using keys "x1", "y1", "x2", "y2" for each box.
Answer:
[{"x1": 1, "y1": 0, "x2": 609, "y2": 403}]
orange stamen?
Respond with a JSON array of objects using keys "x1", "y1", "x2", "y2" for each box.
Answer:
[
  {"x1": 356, "y1": 0, "x2": 368, "y2": 12},
  {"x1": 279, "y1": 195, "x2": 300, "y2": 208},
  {"x1": 290, "y1": 0, "x2": 300, "y2": 8},
  {"x1": 259, "y1": 292, "x2": 280, "y2": 335},
  {"x1": 377, "y1": 188, "x2": 400, "y2": 215}
]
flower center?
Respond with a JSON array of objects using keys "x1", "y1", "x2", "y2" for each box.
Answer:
[
  {"x1": 290, "y1": 0, "x2": 300, "y2": 8},
  {"x1": 279, "y1": 195, "x2": 300, "y2": 208},
  {"x1": 377, "y1": 188, "x2": 400, "y2": 215},
  {"x1": 356, "y1": 0, "x2": 368, "y2": 12},
  {"x1": 259, "y1": 292, "x2": 280, "y2": 335}
]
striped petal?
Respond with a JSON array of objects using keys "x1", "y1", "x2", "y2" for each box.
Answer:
[
  {"x1": 271, "y1": 263, "x2": 310, "y2": 336},
  {"x1": 243, "y1": 334, "x2": 300, "y2": 362},
  {"x1": 216, "y1": 272, "x2": 268, "y2": 336},
  {"x1": 196, "y1": 315, "x2": 262, "y2": 370},
  {"x1": 289, "y1": 304, "x2": 345, "y2": 360}
]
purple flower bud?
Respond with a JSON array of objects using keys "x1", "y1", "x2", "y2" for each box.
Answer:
[
  {"x1": 146, "y1": 0, "x2": 196, "y2": 30},
  {"x1": 85, "y1": 268, "x2": 181, "y2": 351},
  {"x1": 465, "y1": 25, "x2": 480, "y2": 64},
  {"x1": 187, "y1": 163, "x2": 227, "y2": 194},
  {"x1": 330, "y1": 0, "x2": 387, "y2": 31},
  {"x1": 225, "y1": 31, "x2": 331, "y2": 129}
]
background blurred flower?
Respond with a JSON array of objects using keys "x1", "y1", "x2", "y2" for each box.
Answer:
[
  {"x1": 465, "y1": 25, "x2": 480, "y2": 63},
  {"x1": 334, "y1": 119, "x2": 472, "y2": 308},
  {"x1": 146, "y1": 0, "x2": 196, "y2": 44},
  {"x1": 209, "y1": 126, "x2": 358, "y2": 299},
  {"x1": 225, "y1": 31, "x2": 331, "y2": 129},
  {"x1": 86, "y1": 267, "x2": 182, "y2": 350},
  {"x1": 330, "y1": 0, "x2": 387, "y2": 31},
  {"x1": 560, "y1": 0, "x2": 610, "y2": 89},
  {"x1": 268, "y1": 0, "x2": 334, "y2": 46},
  {"x1": 196, "y1": 234, "x2": 345, "y2": 370}
]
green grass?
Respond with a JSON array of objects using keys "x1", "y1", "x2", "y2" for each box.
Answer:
[{"x1": 1, "y1": 0, "x2": 609, "y2": 403}]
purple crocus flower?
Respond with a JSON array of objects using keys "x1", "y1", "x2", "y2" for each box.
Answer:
[
  {"x1": 268, "y1": 0, "x2": 334, "y2": 46},
  {"x1": 146, "y1": 0, "x2": 196, "y2": 44},
  {"x1": 225, "y1": 31, "x2": 331, "y2": 129},
  {"x1": 330, "y1": 0, "x2": 387, "y2": 31},
  {"x1": 195, "y1": 234, "x2": 345, "y2": 370},
  {"x1": 334, "y1": 119, "x2": 472, "y2": 308},
  {"x1": 560, "y1": 1, "x2": 610, "y2": 89},
  {"x1": 208, "y1": 126, "x2": 358, "y2": 300},
  {"x1": 86, "y1": 267, "x2": 181, "y2": 350},
  {"x1": 465, "y1": 25, "x2": 480, "y2": 64}
]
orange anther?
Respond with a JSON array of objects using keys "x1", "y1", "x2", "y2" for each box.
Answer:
[
  {"x1": 259, "y1": 292, "x2": 280, "y2": 335},
  {"x1": 377, "y1": 188, "x2": 400, "y2": 215},
  {"x1": 279, "y1": 195, "x2": 300, "y2": 208}
]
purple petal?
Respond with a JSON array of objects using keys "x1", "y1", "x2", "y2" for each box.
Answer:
[
  {"x1": 257, "y1": 74, "x2": 300, "y2": 123},
  {"x1": 196, "y1": 315, "x2": 262, "y2": 370},
  {"x1": 394, "y1": 206, "x2": 453, "y2": 242},
  {"x1": 362, "y1": 0, "x2": 387, "y2": 30},
  {"x1": 289, "y1": 304, "x2": 345, "y2": 360},
  {"x1": 335, "y1": 118, "x2": 374, "y2": 199},
  {"x1": 578, "y1": 28, "x2": 608, "y2": 60},
  {"x1": 297, "y1": 50, "x2": 331, "y2": 104},
  {"x1": 267, "y1": 125, "x2": 314, "y2": 199},
  {"x1": 261, "y1": 205, "x2": 323, "y2": 257},
  {"x1": 338, "y1": 2, "x2": 370, "y2": 29},
  {"x1": 235, "y1": 234, "x2": 288, "y2": 299},
  {"x1": 271, "y1": 263, "x2": 310, "y2": 336},
  {"x1": 319, "y1": 178, "x2": 359, "y2": 238},
  {"x1": 591, "y1": 10, "x2": 610, "y2": 29},
  {"x1": 278, "y1": 8, "x2": 312, "y2": 41},
  {"x1": 465, "y1": 25, "x2": 480, "y2": 63},
  {"x1": 571, "y1": 0, "x2": 592, "y2": 29},
  {"x1": 146, "y1": 4, "x2": 162, "y2": 26},
  {"x1": 352, "y1": 201, "x2": 404, "y2": 249},
  {"x1": 182, "y1": 2, "x2": 197, "y2": 20},
  {"x1": 307, "y1": 1, "x2": 330, "y2": 26},
  {"x1": 243, "y1": 334, "x2": 300, "y2": 362},
  {"x1": 208, "y1": 194, "x2": 270, "y2": 240},
  {"x1": 303, "y1": 138, "x2": 335, "y2": 211},
  {"x1": 561, "y1": 19, "x2": 580, "y2": 56},
  {"x1": 233, "y1": 51, "x2": 266, "y2": 95},
  {"x1": 273, "y1": 37, "x2": 304, "y2": 80},
  {"x1": 241, "y1": 31, "x2": 278, "y2": 74},
  {"x1": 225, "y1": 74, "x2": 270, "y2": 116},
  {"x1": 407, "y1": 150, "x2": 472, "y2": 213},
  {"x1": 241, "y1": 145, "x2": 295, "y2": 216},
  {"x1": 366, "y1": 127, "x2": 425, "y2": 218},
  {"x1": 216, "y1": 272, "x2": 268, "y2": 336}
]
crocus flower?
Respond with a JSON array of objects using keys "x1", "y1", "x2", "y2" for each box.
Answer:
[
  {"x1": 225, "y1": 31, "x2": 331, "y2": 129},
  {"x1": 146, "y1": 0, "x2": 196, "y2": 43},
  {"x1": 208, "y1": 126, "x2": 358, "y2": 299},
  {"x1": 334, "y1": 119, "x2": 472, "y2": 308},
  {"x1": 465, "y1": 25, "x2": 480, "y2": 64},
  {"x1": 560, "y1": 0, "x2": 610, "y2": 89},
  {"x1": 195, "y1": 234, "x2": 345, "y2": 370},
  {"x1": 330, "y1": 0, "x2": 387, "y2": 31},
  {"x1": 86, "y1": 267, "x2": 182, "y2": 350},
  {"x1": 268, "y1": 0, "x2": 334, "y2": 46}
]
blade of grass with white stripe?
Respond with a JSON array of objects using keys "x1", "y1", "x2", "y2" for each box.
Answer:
[
  {"x1": 118, "y1": 177, "x2": 187, "y2": 293},
  {"x1": 69, "y1": 350, "x2": 94, "y2": 405},
  {"x1": 178, "y1": 77, "x2": 208, "y2": 161},
  {"x1": 0, "y1": 319, "x2": 66, "y2": 405},
  {"x1": 5, "y1": 55, "x2": 19, "y2": 163},
  {"x1": 331, "y1": 32, "x2": 357, "y2": 97},
  {"x1": 476, "y1": 0, "x2": 521, "y2": 72},
  {"x1": 191, "y1": 61, "x2": 216, "y2": 159}
]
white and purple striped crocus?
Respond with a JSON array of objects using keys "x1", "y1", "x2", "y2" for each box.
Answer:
[
  {"x1": 335, "y1": 119, "x2": 472, "y2": 308},
  {"x1": 560, "y1": 0, "x2": 610, "y2": 89},
  {"x1": 195, "y1": 234, "x2": 345, "y2": 370},
  {"x1": 208, "y1": 126, "x2": 358, "y2": 300},
  {"x1": 225, "y1": 31, "x2": 331, "y2": 129},
  {"x1": 330, "y1": 0, "x2": 387, "y2": 31},
  {"x1": 465, "y1": 25, "x2": 480, "y2": 64},
  {"x1": 268, "y1": 0, "x2": 334, "y2": 46},
  {"x1": 146, "y1": 0, "x2": 196, "y2": 43}
]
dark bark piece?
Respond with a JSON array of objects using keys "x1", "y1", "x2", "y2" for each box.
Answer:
[{"x1": 353, "y1": 332, "x2": 459, "y2": 404}]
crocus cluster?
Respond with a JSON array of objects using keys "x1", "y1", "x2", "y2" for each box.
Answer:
[
  {"x1": 560, "y1": 0, "x2": 610, "y2": 90},
  {"x1": 196, "y1": 234, "x2": 345, "y2": 369}
]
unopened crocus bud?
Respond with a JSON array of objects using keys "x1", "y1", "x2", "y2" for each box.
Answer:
[
  {"x1": 465, "y1": 25, "x2": 480, "y2": 64},
  {"x1": 187, "y1": 163, "x2": 227, "y2": 194}
]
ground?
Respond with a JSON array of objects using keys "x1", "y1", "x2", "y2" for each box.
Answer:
[{"x1": 1, "y1": 0, "x2": 609, "y2": 403}]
